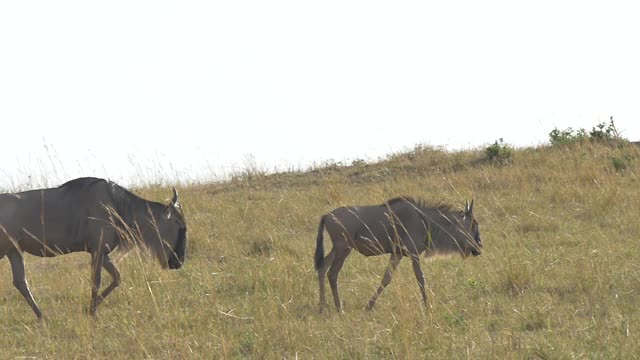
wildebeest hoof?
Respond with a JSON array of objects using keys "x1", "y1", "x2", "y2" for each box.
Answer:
[{"x1": 366, "y1": 301, "x2": 376, "y2": 311}]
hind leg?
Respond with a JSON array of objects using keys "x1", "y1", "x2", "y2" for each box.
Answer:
[
  {"x1": 317, "y1": 249, "x2": 335, "y2": 313},
  {"x1": 367, "y1": 253, "x2": 402, "y2": 310},
  {"x1": 7, "y1": 248, "x2": 43, "y2": 319},
  {"x1": 328, "y1": 248, "x2": 352, "y2": 313}
]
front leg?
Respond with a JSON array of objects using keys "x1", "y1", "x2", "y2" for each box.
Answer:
[
  {"x1": 367, "y1": 253, "x2": 402, "y2": 310},
  {"x1": 93, "y1": 254, "x2": 121, "y2": 310},
  {"x1": 90, "y1": 251, "x2": 105, "y2": 316},
  {"x1": 411, "y1": 255, "x2": 428, "y2": 306}
]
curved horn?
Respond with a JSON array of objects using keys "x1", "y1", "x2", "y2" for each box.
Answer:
[
  {"x1": 171, "y1": 186, "x2": 179, "y2": 206},
  {"x1": 467, "y1": 199, "x2": 474, "y2": 214}
]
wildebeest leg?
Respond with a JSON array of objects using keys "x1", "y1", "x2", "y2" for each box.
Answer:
[
  {"x1": 410, "y1": 255, "x2": 428, "y2": 306},
  {"x1": 7, "y1": 249, "x2": 43, "y2": 319},
  {"x1": 89, "y1": 251, "x2": 105, "y2": 316},
  {"x1": 91, "y1": 254, "x2": 121, "y2": 311},
  {"x1": 367, "y1": 253, "x2": 402, "y2": 310},
  {"x1": 328, "y1": 248, "x2": 351, "y2": 313},
  {"x1": 317, "y1": 249, "x2": 335, "y2": 313}
]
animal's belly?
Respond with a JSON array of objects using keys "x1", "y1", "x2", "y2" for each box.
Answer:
[
  {"x1": 354, "y1": 236, "x2": 393, "y2": 256},
  {"x1": 21, "y1": 242, "x2": 79, "y2": 257},
  {"x1": 18, "y1": 228, "x2": 84, "y2": 257}
]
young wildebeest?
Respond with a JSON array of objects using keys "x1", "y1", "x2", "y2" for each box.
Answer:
[
  {"x1": 315, "y1": 197, "x2": 482, "y2": 312},
  {"x1": 0, "y1": 177, "x2": 187, "y2": 318}
]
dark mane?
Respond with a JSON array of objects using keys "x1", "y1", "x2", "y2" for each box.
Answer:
[
  {"x1": 59, "y1": 177, "x2": 106, "y2": 193},
  {"x1": 385, "y1": 196, "x2": 456, "y2": 213},
  {"x1": 59, "y1": 178, "x2": 158, "y2": 224},
  {"x1": 108, "y1": 181, "x2": 159, "y2": 225},
  {"x1": 385, "y1": 196, "x2": 416, "y2": 205}
]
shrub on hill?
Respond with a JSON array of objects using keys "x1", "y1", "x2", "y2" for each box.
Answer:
[
  {"x1": 549, "y1": 117, "x2": 625, "y2": 146},
  {"x1": 485, "y1": 138, "x2": 514, "y2": 163}
]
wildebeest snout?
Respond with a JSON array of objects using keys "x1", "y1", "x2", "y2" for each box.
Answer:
[
  {"x1": 168, "y1": 254, "x2": 184, "y2": 269},
  {"x1": 168, "y1": 228, "x2": 187, "y2": 269}
]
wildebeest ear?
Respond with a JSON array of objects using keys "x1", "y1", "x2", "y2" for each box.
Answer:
[
  {"x1": 171, "y1": 187, "x2": 179, "y2": 207},
  {"x1": 164, "y1": 206, "x2": 172, "y2": 219}
]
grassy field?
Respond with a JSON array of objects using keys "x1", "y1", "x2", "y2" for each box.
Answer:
[{"x1": 1, "y1": 142, "x2": 639, "y2": 359}]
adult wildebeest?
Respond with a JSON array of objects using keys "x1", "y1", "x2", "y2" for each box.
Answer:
[
  {"x1": 0, "y1": 177, "x2": 187, "y2": 318},
  {"x1": 314, "y1": 197, "x2": 482, "y2": 312}
]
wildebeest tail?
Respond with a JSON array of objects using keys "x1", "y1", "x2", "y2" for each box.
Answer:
[{"x1": 314, "y1": 215, "x2": 326, "y2": 271}]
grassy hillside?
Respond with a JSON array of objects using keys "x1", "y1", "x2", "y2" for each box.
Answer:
[{"x1": 1, "y1": 142, "x2": 639, "y2": 359}]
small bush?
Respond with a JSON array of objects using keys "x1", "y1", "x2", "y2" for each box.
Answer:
[
  {"x1": 549, "y1": 117, "x2": 625, "y2": 146},
  {"x1": 549, "y1": 127, "x2": 588, "y2": 146},
  {"x1": 485, "y1": 138, "x2": 514, "y2": 162},
  {"x1": 590, "y1": 117, "x2": 621, "y2": 140}
]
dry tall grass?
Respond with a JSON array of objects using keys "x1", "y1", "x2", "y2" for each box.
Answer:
[{"x1": 1, "y1": 142, "x2": 639, "y2": 358}]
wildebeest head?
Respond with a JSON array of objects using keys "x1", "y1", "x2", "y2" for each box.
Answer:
[
  {"x1": 152, "y1": 187, "x2": 187, "y2": 270},
  {"x1": 456, "y1": 199, "x2": 482, "y2": 258}
]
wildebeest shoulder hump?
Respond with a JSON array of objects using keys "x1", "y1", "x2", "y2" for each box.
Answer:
[
  {"x1": 58, "y1": 177, "x2": 106, "y2": 193},
  {"x1": 385, "y1": 196, "x2": 417, "y2": 206}
]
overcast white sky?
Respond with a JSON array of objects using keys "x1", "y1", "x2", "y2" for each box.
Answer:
[{"x1": 1, "y1": 1, "x2": 639, "y2": 189}]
